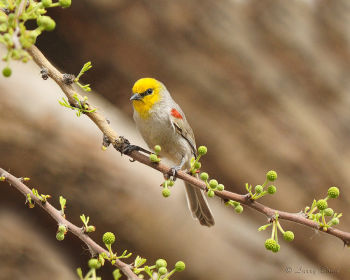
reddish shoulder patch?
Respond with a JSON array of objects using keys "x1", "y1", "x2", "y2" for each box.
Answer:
[{"x1": 171, "y1": 108, "x2": 183, "y2": 119}]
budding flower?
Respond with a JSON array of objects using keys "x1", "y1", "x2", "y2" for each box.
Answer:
[
  {"x1": 217, "y1": 184, "x2": 224, "y2": 191},
  {"x1": 266, "y1": 170, "x2": 277, "y2": 181},
  {"x1": 41, "y1": 0, "x2": 52, "y2": 8},
  {"x1": 324, "y1": 208, "x2": 334, "y2": 217},
  {"x1": 194, "y1": 161, "x2": 201, "y2": 169},
  {"x1": 149, "y1": 154, "x2": 160, "y2": 163},
  {"x1": 209, "y1": 179, "x2": 218, "y2": 189},
  {"x1": 59, "y1": 0, "x2": 71, "y2": 8},
  {"x1": 155, "y1": 259, "x2": 167, "y2": 269},
  {"x1": 197, "y1": 146, "x2": 208, "y2": 156},
  {"x1": 207, "y1": 190, "x2": 215, "y2": 198},
  {"x1": 327, "y1": 186, "x2": 340, "y2": 199},
  {"x1": 271, "y1": 243, "x2": 280, "y2": 253},
  {"x1": 154, "y1": 145, "x2": 161, "y2": 154},
  {"x1": 162, "y1": 188, "x2": 171, "y2": 197},
  {"x1": 267, "y1": 185, "x2": 276, "y2": 194},
  {"x1": 2, "y1": 67, "x2": 12, "y2": 77},
  {"x1": 283, "y1": 231, "x2": 294, "y2": 242},
  {"x1": 235, "y1": 205, "x2": 243, "y2": 213},
  {"x1": 175, "y1": 261, "x2": 186, "y2": 271},
  {"x1": 86, "y1": 225, "x2": 96, "y2": 233},
  {"x1": 255, "y1": 185, "x2": 263, "y2": 194},
  {"x1": 264, "y1": 238, "x2": 276, "y2": 250},
  {"x1": 88, "y1": 258, "x2": 101, "y2": 269},
  {"x1": 58, "y1": 224, "x2": 67, "y2": 233},
  {"x1": 37, "y1": 16, "x2": 56, "y2": 31},
  {"x1": 56, "y1": 232, "x2": 65, "y2": 241},
  {"x1": 316, "y1": 199, "x2": 328, "y2": 211},
  {"x1": 330, "y1": 218, "x2": 339, "y2": 225},
  {"x1": 200, "y1": 172, "x2": 209, "y2": 181},
  {"x1": 102, "y1": 232, "x2": 116, "y2": 245},
  {"x1": 158, "y1": 267, "x2": 167, "y2": 276}
]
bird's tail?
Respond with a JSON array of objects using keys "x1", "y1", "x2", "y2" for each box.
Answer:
[{"x1": 184, "y1": 181, "x2": 215, "y2": 227}]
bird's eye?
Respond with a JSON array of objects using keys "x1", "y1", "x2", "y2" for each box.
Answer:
[{"x1": 147, "y1": 88, "x2": 153, "y2": 94}]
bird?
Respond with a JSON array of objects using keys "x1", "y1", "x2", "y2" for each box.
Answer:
[{"x1": 130, "y1": 77, "x2": 215, "y2": 227}]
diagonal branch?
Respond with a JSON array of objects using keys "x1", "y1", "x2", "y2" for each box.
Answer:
[
  {"x1": 0, "y1": 168, "x2": 141, "y2": 280},
  {"x1": 27, "y1": 45, "x2": 350, "y2": 246}
]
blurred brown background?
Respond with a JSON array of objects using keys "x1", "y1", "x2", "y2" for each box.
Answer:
[{"x1": 1, "y1": 0, "x2": 350, "y2": 279}]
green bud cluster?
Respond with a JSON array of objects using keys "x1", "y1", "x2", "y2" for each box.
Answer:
[
  {"x1": 199, "y1": 172, "x2": 224, "y2": 198},
  {"x1": 190, "y1": 146, "x2": 208, "y2": 175},
  {"x1": 304, "y1": 186, "x2": 342, "y2": 230},
  {"x1": 132, "y1": 256, "x2": 185, "y2": 279},
  {"x1": 88, "y1": 258, "x2": 101, "y2": 269},
  {"x1": 56, "y1": 223, "x2": 67, "y2": 241},
  {"x1": 225, "y1": 200, "x2": 243, "y2": 214},
  {"x1": 161, "y1": 179, "x2": 174, "y2": 198},
  {"x1": 0, "y1": 0, "x2": 72, "y2": 77},
  {"x1": 149, "y1": 145, "x2": 161, "y2": 163},
  {"x1": 246, "y1": 170, "x2": 278, "y2": 200},
  {"x1": 260, "y1": 213, "x2": 294, "y2": 253}
]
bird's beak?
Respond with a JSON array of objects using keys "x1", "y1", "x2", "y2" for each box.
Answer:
[{"x1": 130, "y1": 93, "x2": 142, "y2": 101}]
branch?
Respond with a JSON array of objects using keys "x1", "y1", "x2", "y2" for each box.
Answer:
[
  {"x1": 0, "y1": 168, "x2": 141, "y2": 280},
  {"x1": 27, "y1": 45, "x2": 350, "y2": 246}
]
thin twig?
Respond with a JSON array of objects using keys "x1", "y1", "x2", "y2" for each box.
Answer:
[
  {"x1": 26, "y1": 45, "x2": 350, "y2": 246},
  {"x1": 0, "y1": 168, "x2": 141, "y2": 280}
]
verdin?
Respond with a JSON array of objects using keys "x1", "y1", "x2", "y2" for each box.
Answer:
[{"x1": 130, "y1": 77, "x2": 214, "y2": 227}]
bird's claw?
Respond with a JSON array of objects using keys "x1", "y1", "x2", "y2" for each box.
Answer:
[
  {"x1": 122, "y1": 144, "x2": 142, "y2": 155},
  {"x1": 167, "y1": 166, "x2": 181, "y2": 181}
]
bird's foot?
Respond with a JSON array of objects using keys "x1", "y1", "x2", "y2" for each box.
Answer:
[
  {"x1": 114, "y1": 137, "x2": 152, "y2": 159},
  {"x1": 167, "y1": 165, "x2": 182, "y2": 181}
]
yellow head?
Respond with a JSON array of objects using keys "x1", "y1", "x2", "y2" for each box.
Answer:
[{"x1": 130, "y1": 78, "x2": 162, "y2": 119}]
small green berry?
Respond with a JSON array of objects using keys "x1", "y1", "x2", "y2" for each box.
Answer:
[
  {"x1": 194, "y1": 161, "x2": 201, "y2": 169},
  {"x1": 88, "y1": 258, "x2": 101, "y2": 269},
  {"x1": 37, "y1": 16, "x2": 56, "y2": 31},
  {"x1": 264, "y1": 238, "x2": 276, "y2": 250},
  {"x1": 207, "y1": 190, "x2": 215, "y2": 198},
  {"x1": 149, "y1": 154, "x2": 160, "y2": 163},
  {"x1": 197, "y1": 146, "x2": 207, "y2": 155},
  {"x1": 235, "y1": 205, "x2": 243, "y2": 213},
  {"x1": 283, "y1": 231, "x2": 294, "y2": 242},
  {"x1": 330, "y1": 218, "x2": 339, "y2": 225},
  {"x1": 316, "y1": 199, "x2": 328, "y2": 211},
  {"x1": 209, "y1": 179, "x2": 218, "y2": 189},
  {"x1": 59, "y1": 0, "x2": 71, "y2": 8},
  {"x1": 255, "y1": 185, "x2": 263, "y2": 194},
  {"x1": 175, "y1": 261, "x2": 185, "y2": 271},
  {"x1": 41, "y1": 0, "x2": 52, "y2": 8},
  {"x1": 200, "y1": 172, "x2": 209, "y2": 181},
  {"x1": 324, "y1": 208, "x2": 334, "y2": 217},
  {"x1": 266, "y1": 170, "x2": 277, "y2": 181},
  {"x1": 162, "y1": 188, "x2": 171, "y2": 197},
  {"x1": 217, "y1": 184, "x2": 224, "y2": 191},
  {"x1": 155, "y1": 259, "x2": 167, "y2": 269},
  {"x1": 56, "y1": 232, "x2": 65, "y2": 241},
  {"x1": 267, "y1": 185, "x2": 276, "y2": 194},
  {"x1": 102, "y1": 232, "x2": 116, "y2": 245},
  {"x1": 328, "y1": 186, "x2": 340, "y2": 199},
  {"x1": 154, "y1": 145, "x2": 161, "y2": 154},
  {"x1": 158, "y1": 267, "x2": 167, "y2": 275},
  {"x1": 271, "y1": 242, "x2": 280, "y2": 253},
  {"x1": 2, "y1": 67, "x2": 11, "y2": 77}
]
